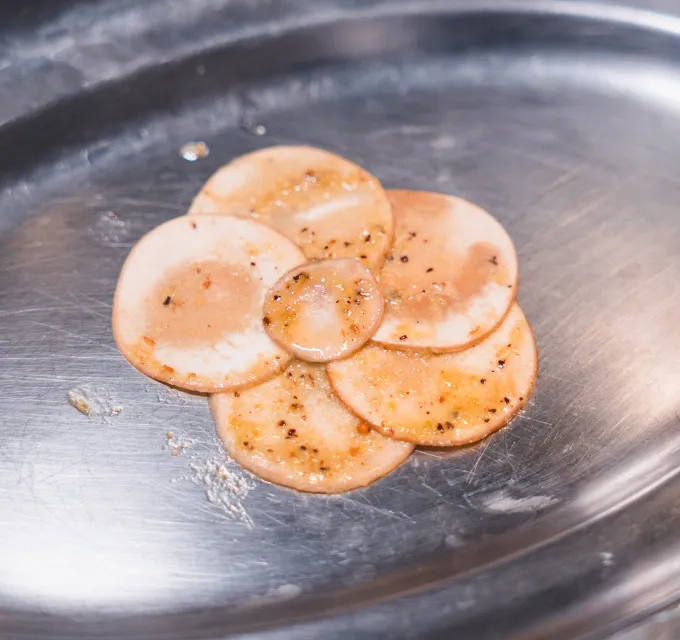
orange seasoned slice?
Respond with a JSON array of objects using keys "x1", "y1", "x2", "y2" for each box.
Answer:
[
  {"x1": 262, "y1": 258, "x2": 384, "y2": 363},
  {"x1": 328, "y1": 305, "x2": 537, "y2": 446},
  {"x1": 113, "y1": 215, "x2": 305, "y2": 392},
  {"x1": 372, "y1": 190, "x2": 518, "y2": 352},
  {"x1": 210, "y1": 361, "x2": 413, "y2": 493},
  {"x1": 188, "y1": 146, "x2": 393, "y2": 268}
]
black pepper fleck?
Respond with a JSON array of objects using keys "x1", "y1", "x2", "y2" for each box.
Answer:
[
  {"x1": 263, "y1": 316, "x2": 271, "y2": 326},
  {"x1": 163, "y1": 296, "x2": 171, "y2": 306},
  {"x1": 399, "y1": 335, "x2": 408, "y2": 341},
  {"x1": 426, "y1": 267, "x2": 434, "y2": 273},
  {"x1": 400, "y1": 255, "x2": 409, "y2": 263}
]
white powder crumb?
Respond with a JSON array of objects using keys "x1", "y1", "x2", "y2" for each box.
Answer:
[
  {"x1": 181, "y1": 456, "x2": 253, "y2": 526},
  {"x1": 482, "y1": 492, "x2": 557, "y2": 513},
  {"x1": 445, "y1": 533, "x2": 462, "y2": 548},
  {"x1": 67, "y1": 384, "x2": 122, "y2": 420},
  {"x1": 164, "y1": 431, "x2": 193, "y2": 456}
]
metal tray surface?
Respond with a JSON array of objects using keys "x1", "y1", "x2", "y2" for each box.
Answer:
[{"x1": 2, "y1": 1, "x2": 680, "y2": 638}]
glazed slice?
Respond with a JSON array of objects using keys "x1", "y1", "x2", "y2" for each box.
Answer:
[
  {"x1": 328, "y1": 305, "x2": 537, "y2": 446},
  {"x1": 113, "y1": 215, "x2": 305, "y2": 392},
  {"x1": 263, "y1": 258, "x2": 384, "y2": 363},
  {"x1": 372, "y1": 190, "x2": 518, "y2": 352},
  {"x1": 188, "y1": 146, "x2": 393, "y2": 268},
  {"x1": 210, "y1": 360, "x2": 413, "y2": 493}
]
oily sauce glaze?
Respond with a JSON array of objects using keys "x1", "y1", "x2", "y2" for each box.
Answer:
[{"x1": 263, "y1": 258, "x2": 384, "y2": 363}]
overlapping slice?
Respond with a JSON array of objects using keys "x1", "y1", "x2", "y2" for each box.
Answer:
[
  {"x1": 210, "y1": 360, "x2": 413, "y2": 493},
  {"x1": 263, "y1": 258, "x2": 384, "y2": 363},
  {"x1": 188, "y1": 146, "x2": 393, "y2": 268},
  {"x1": 372, "y1": 190, "x2": 518, "y2": 352},
  {"x1": 113, "y1": 215, "x2": 305, "y2": 392},
  {"x1": 328, "y1": 304, "x2": 537, "y2": 446}
]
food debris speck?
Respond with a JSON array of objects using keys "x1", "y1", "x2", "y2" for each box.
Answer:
[
  {"x1": 67, "y1": 384, "x2": 122, "y2": 419},
  {"x1": 180, "y1": 141, "x2": 210, "y2": 162},
  {"x1": 164, "y1": 432, "x2": 194, "y2": 455}
]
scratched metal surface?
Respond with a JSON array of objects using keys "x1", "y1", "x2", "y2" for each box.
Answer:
[{"x1": 2, "y1": 0, "x2": 680, "y2": 638}]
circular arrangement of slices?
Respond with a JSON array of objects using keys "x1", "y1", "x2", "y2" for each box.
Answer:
[{"x1": 113, "y1": 145, "x2": 538, "y2": 494}]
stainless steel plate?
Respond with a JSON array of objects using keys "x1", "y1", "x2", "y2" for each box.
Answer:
[{"x1": 2, "y1": 1, "x2": 680, "y2": 638}]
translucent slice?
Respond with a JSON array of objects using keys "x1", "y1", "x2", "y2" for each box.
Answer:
[
  {"x1": 210, "y1": 361, "x2": 413, "y2": 493},
  {"x1": 328, "y1": 305, "x2": 537, "y2": 446},
  {"x1": 188, "y1": 146, "x2": 393, "y2": 268},
  {"x1": 262, "y1": 258, "x2": 384, "y2": 363},
  {"x1": 113, "y1": 215, "x2": 305, "y2": 392},
  {"x1": 372, "y1": 190, "x2": 518, "y2": 352}
]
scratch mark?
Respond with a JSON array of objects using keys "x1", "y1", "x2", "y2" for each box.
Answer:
[
  {"x1": 27, "y1": 320, "x2": 117, "y2": 352},
  {"x1": 466, "y1": 439, "x2": 492, "y2": 484}
]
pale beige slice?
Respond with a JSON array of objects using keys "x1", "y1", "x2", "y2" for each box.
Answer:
[
  {"x1": 328, "y1": 304, "x2": 537, "y2": 446},
  {"x1": 262, "y1": 258, "x2": 384, "y2": 363},
  {"x1": 188, "y1": 146, "x2": 393, "y2": 268},
  {"x1": 113, "y1": 215, "x2": 305, "y2": 392},
  {"x1": 210, "y1": 360, "x2": 413, "y2": 493},
  {"x1": 372, "y1": 190, "x2": 518, "y2": 352}
]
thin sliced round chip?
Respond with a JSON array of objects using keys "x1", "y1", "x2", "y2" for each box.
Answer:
[
  {"x1": 328, "y1": 305, "x2": 537, "y2": 446},
  {"x1": 113, "y1": 215, "x2": 305, "y2": 392},
  {"x1": 372, "y1": 190, "x2": 518, "y2": 352},
  {"x1": 210, "y1": 360, "x2": 413, "y2": 493},
  {"x1": 263, "y1": 258, "x2": 384, "y2": 363},
  {"x1": 188, "y1": 146, "x2": 393, "y2": 268}
]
